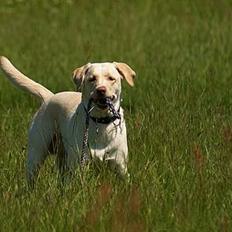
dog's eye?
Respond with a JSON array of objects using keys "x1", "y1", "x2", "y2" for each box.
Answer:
[
  {"x1": 89, "y1": 75, "x2": 96, "y2": 82},
  {"x1": 108, "y1": 76, "x2": 116, "y2": 81}
]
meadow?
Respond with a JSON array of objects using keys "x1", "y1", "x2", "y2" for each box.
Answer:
[{"x1": 0, "y1": 0, "x2": 232, "y2": 231}]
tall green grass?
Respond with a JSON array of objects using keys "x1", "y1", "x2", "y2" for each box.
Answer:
[{"x1": 0, "y1": 0, "x2": 232, "y2": 231}]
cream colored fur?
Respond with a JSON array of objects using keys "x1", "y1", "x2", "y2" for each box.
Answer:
[
  {"x1": 0, "y1": 57, "x2": 53, "y2": 102},
  {"x1": 0, "y1": 56, "x2": 136, "y2": 186}
]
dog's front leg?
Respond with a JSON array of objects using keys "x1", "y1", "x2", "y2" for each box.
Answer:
[{"x1": 106, "y1": 152, "x2": 129, "y2": 179}]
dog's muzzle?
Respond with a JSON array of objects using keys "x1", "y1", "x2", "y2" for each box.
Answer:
[
  {"x1": 95, "y1": 96, "x2": 115, "y2": 109},
  {"x1": 92, "y1": 87, "x2": 116, "y2": 109}
]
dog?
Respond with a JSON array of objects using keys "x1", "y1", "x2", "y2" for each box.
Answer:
[{"x1": 0, "y1": 56, "x2": 136, "y2": 186}]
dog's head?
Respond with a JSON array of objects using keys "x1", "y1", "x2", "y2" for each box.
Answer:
[{"x1": 73, "y1": 62, "x2": 136, "y2": 117}]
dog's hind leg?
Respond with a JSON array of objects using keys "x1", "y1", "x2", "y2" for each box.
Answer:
[
  {"x1": 55, "y1": 136, "x2": 70, "y2": 187},
  {"x1": 26, "y1": 109, "x2": 55, "y2": 188},
  {"x1": 27, "y1": 144, "x2": 48, "y2": 189}
]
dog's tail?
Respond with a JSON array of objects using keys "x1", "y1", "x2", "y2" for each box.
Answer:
[{"x1": 0, "y1": 56, "x2": 54, "y2": 102}]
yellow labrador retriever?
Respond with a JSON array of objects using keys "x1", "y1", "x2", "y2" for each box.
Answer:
[{"x1": 0, "y1": 56, "x2": 135, "y2": 186}]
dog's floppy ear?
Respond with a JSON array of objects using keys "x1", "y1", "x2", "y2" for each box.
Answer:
[
  {"x1": 113, "y1": 62, "x2": 136, "y2": 87},
  {"x1": 72, "y1": 63, "x2": 91, "y2": 91}
]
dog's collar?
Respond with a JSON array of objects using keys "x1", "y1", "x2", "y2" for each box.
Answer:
[
  {"x1": 82, "y1": 102, "x2": 121, "y2": 125},
  {"x1": 89, "y1": 110, "x2": 120, "y2": 124}
]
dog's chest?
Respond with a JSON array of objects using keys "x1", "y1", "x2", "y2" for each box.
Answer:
[
  {"x1": 63, "y1": 107, "x2": 127, "y2": 160},
  {"x1": 86, "y1": 120, "x2": 124, "y2": 160},
  {"x1": 89, "y1": 121, "x2": 118, "y2": 146}
]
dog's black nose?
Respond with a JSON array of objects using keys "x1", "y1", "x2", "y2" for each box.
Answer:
[{"x1": 96, "y1": 86, "x2": 106, "y2": 96}]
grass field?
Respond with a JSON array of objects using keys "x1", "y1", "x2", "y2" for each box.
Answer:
[{"x1": 0, "y1": 0, "x2": 232, "y2": 231}]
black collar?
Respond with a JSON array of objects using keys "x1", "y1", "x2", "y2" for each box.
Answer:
[
  {"x1": 82, "y1": 103, "x2": 121, "y2": 125},
  {"x1": 90, "y1": 112, "x2": 120, "y2": 124}
]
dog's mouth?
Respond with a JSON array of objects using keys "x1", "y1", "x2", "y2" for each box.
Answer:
[{"x1": 92, "y1": 95, "x2": 116, "y2": 110}]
